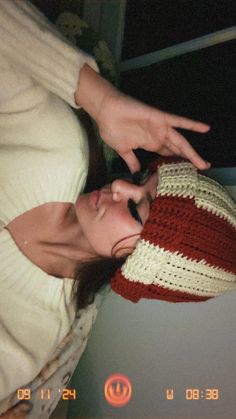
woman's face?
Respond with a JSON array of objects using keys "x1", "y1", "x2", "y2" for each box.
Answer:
[{"x1": 75, "y1": 172, "x2": 157, "y2": 258}]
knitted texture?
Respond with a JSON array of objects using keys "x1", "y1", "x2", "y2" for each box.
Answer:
[{"x1": 111, "y1": 157, "x2": 236, "y2": 303}]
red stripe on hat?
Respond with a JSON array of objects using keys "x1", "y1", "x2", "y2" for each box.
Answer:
[
  {"x1": 147, "y1": 156, "x2": 188, "y2": 172},
  {"x1": 142, "y1": 195, "x2": 236, "y2": 275},
  {"x1": 111, "y1": 271, "x2": 213, "y2": 303}
]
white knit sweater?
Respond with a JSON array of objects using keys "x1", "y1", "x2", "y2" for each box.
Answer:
[{"x1": 0, "y1": 0, "x2": 99, "y2": 402}]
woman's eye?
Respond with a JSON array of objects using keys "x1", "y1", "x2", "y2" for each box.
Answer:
[{"x1": 128, "y1": 199, "x2": 143, "y2": 225}]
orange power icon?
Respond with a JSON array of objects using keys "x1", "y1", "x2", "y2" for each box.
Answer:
[
  {"x1": 166, "y1": 389, "x2": 174, "y2": 400},
  {"x1": 104, "y1": 374, "x2": 132, "y2": 407}
]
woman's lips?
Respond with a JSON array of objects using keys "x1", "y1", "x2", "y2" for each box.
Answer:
[{"x1": 90, "y1": 190, "x2": 100, "y2": 208}]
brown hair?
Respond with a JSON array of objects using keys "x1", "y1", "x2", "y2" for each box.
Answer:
[{"x1": 72, "y1": 256, "x2": 127, "y2": 311}]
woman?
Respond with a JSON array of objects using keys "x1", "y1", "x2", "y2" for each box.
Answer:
[{"x1": 0, "y1": 0, "x2": 212, "y2": 416}]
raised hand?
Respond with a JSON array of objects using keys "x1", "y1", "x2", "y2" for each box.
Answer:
[
  {"x1": 76, "y1": 64, "x2": 211, "y2": 173},
  {"x1": 96, "y1": 90, "x2": 211, "y2": 173}
]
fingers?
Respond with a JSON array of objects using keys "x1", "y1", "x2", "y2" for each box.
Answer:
[
  {"x1": 120, "y1": 150, "x2": 141, "y2": 174},
  {"x1": 167, "y1": 128, "x2": 211, "y2": 170},
  {"x1": 165, "y1": 112, "x2": 210, "y2": 133}
]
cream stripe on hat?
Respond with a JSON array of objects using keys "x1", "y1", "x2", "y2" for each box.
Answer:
[
  {"x1": 158, "y1": 163, "x2": 236, "y2": 228},
  {"x1": 122, "y1": 240, "x2": 236, "y2": 297}
]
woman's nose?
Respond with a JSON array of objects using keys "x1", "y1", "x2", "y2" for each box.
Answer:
[{"x1": 111, "y1": 179, "x2": 143, "y2": 202}]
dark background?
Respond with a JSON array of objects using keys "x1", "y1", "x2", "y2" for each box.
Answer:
[
  {"x1": 120, "y1": 0, "x2": 236, "y2": 168},
  {"x1": 122, "y1": 0, "x2": 236, "y2": 58},
  {"x1": 31, "y1": 0, "x2": 236, "y2": 168}
]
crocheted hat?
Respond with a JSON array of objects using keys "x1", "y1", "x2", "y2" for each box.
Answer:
[{"x1": 111, "y1": 156, "x2": 236, "y2": 303}]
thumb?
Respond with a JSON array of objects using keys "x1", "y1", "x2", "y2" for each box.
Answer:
[{"x1": 120, "y1": 151, "x2": 141, "y2": 174}]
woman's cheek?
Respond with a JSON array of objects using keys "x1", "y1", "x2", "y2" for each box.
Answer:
[{"x1": 100, "y1": 211, "x2": 124, "y2": 238}]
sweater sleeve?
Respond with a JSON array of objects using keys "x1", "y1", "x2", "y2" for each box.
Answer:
[
  {"x1": 0, "y1": 290, "x2": 62, "y2": 403},
  {"x1": 0, "y1": 0, "x2": 99, "y2": 108}
]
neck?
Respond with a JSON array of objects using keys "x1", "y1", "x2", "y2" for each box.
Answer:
[{"x1": 38, "y1": 204, "x2": 97, "y2": 278}]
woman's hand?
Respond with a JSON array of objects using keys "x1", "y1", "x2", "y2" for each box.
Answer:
[
  {"x1": 76, "y1": 64, "x2": 211, "y2": 173},
  {"x1": 96, "y1": 90, "x2": 211, "y2": 173}
]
